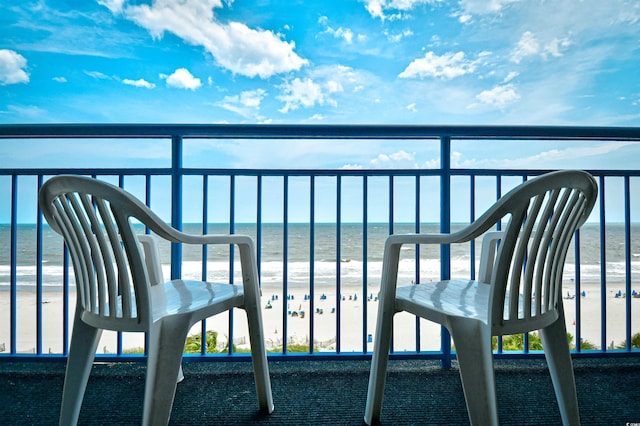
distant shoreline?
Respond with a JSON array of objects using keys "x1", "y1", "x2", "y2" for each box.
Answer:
[
  {"x1": 2, "y1": 222, "x2": 638, "y2": 229},
  {"x1": 1, "y1": 277, "x2": 635, "y2": 292}
]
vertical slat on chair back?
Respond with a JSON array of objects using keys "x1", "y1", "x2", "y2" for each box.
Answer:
[
  {"x1": 488, "y1": 172, "x2": 596, "y2": 335},
  {"x1": 43, "y1": 180, "x2": 152, "y2": 331}
]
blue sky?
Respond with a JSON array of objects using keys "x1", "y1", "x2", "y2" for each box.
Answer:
[{"x1": 1, "y1": 1, "x2": 640, "y2": 223}]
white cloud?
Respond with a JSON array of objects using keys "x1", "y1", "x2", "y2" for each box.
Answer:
[
  {"x1": 274, "y1": 64, "x2": 371, "y2": 114},
  {"x1": 98, "y1": 0, "x2": 125, "y2": 14},
  {"x1": 85, "y1": 70, "x2": 111, "y2": 80},
  {"x1": 399, "y1": 51, "x2": 475, "y2": 79},
  {"x1": 122, "y1": 78, "x2": 156, "y2": 88},
  {"x1": 160, "y1": 68, "x2": 201, "y2": 90},
  {"x1": 218, "y1": 89, "x2": 267, "y2": 118},
  {"x1": 545, "y1": 37, "x2": 572, "y2": 58},
  {"x1": 334, "y1": 27, "x2": 354, "y2": 44},
  {"x1": 467, "y1": 141, "x2": 639, "y2": 170},
  {"x1": 7, "y1": 104, "x2": 45, "y2": 118},
  {"x1": 53, "y1": 76, "x2": 67, "y2": 83},
  {"x1": 278, "y1": 78, "x2": 330, "y2": 113},
  {"x1": 364, "y1": 142, "x2": 635, "y2": 169},
  {"x1": 0, "y1": 50, "x2": 29, "y2": 85},
  {"x1": 237, "y1": 89, "x2": 266, "y2": 108},
  {"x1": 475, "y1": 84, "x2": 520, "y2": 108},
  {"x1": 370, "y1": 150, "x2": 417, "y2": 168},
  {"x1": 319, "y1": 16, "x2": 356, "y2": 44},
  {"x1": 341, "y1": 163, "x2": 364, "y2": 170},
  {"x1": 503, "y1": 71, "x2": 518, "y2": 83},
  {"x1": 458, "y1": 0, "x2": 519, "y2": 16},
  {"x1": 519, "y1": 142, "x2": 635, "y2": 165},
  {"x1": 359, "y1": 149, "x2": 444, "y2": 169},
  {"x1": 364, "y1": 0, "x2": 443, "y2": 20},
  {"x1": 458, "y1": 14, "x2": 472, "y2": 24},
  {"x1": 511, "y1": 31, "x2": 571, "y2": 63},
  {"x1": 122, "y1": 0, "x2": 307, "y2": 78},
  {"x1": 511, "y1": 31, "x2": 539, "y2": 63},
  {"x1": 386, "y1": 29, "x2": 414, "y2": 42}
]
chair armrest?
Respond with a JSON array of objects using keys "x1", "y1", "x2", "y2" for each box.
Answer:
[
  {"x1": 380, "y1": 227, "x2": 504, "y2": 304},
  {"x1": 154, "y1": 228, "x2": 254, "y2": 247},
  {"x1": 384, "y1": 232, "x2": 464, "y2": 248},
  {"x1": 114, "y1": 191, "x2": 256, "y2": 250},
  {"x1": 142, "y1": 228, "x2": 262, "y2": 308},
  {"x1": 140, "y1": 223, "x2": 262, "y2": 304}
]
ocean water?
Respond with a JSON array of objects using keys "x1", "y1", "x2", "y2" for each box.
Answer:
[{"x1": 1, "y1": 222, "x2": 639, "y2": 291}]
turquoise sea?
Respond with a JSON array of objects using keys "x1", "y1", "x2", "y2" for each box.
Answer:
[{"x1": 1, "y1": 223, "x2": 639, "y2": 291}]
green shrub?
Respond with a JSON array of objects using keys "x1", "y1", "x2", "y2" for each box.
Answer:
[
  {"x1": 485, "y1": 331, "x2": 596, "y2": 351},
  {"x1": 615, "y1": 332, "x2": 640, "y2": 349},
  {"x1": 123, "y1": 347, "x2": 145, "y2": 354},
  {"x1": 184, "y1": 330, "x2": 219, "y2": 354}
]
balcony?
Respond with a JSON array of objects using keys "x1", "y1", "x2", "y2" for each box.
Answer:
[
  {"x1": 1, "y1": 124, "x2": 640, "y2": 366},
  {"x1": 1, "y1": 357, "x2": 639, "y2": 424}
]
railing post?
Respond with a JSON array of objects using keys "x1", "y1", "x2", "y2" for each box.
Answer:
[
  {"x1": 440, "y1": 136, "x2": 452, "y2": 369},
  {"x1": 10, "y1": 175, "x2": 17, "y2": 355},
  {"x1": 283, "y1": 175, "x2": 289, "y2": 354},
  {"x1": 624, "y1": 175, "x2": 632, "y2": 350},
  {"x1": 171, "y1": 135, "x2": 183, "y2": 280},
  {"x1": 599, "y1": 176, "x2": 607, "y2": 351}
]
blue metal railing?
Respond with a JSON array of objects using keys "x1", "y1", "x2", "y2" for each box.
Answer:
[{"x1": 1, "y1": 124, "x2": 640, "y2": 364}]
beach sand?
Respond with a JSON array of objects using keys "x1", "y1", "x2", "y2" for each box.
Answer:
[{"x1": 1, "y1": 281, "x2": 638, "y2": 355}]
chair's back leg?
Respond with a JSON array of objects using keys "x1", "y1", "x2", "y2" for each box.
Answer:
[
  {"x1": 539, "y1": 316, "x2": 580, "y2": 426},
  {"x1": 59, "y1": 312, "x2": 103, "y2": 426},
  {"x1": 244, "y1": 307, "x2": 275, "y2": 413}
]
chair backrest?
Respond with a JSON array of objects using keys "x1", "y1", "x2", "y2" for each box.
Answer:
[
  {"x1": 39, "y1": 175, "x2": 164, "y2": 331},
  {"x1": 477, "y1": 170, "x2": 598, "y2": 335}
]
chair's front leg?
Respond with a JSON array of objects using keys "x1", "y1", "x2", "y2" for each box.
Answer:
[
  {"x1": 143, "y1": 317, "x2": 191, "y2": 426},
  {"x1": 449, "y1": 319, "x2": 498, "y2": 426},
  {"x1": 364, "y1": 300, "x2": 395, "y2": 425}
]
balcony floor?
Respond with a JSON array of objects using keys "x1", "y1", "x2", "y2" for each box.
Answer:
[{"x1": 1, "y1": 357, "x2": 639, "y2": 425}]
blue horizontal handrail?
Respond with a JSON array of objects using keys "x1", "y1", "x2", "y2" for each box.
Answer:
[{"x1": 2, "y1": 123, "x2": 640, "y2": 140}]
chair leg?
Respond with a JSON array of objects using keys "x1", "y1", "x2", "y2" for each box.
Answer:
[
  {"x1": 244, "y1": 307, "x2": 275, "y2": 413},
  {"x1": 449, "y1": 319, "x2": 498, "y2": 426},
  {"x1": 142, "y1": 317, "x2": 191, "y2": 426},
  {"x1": 59, "y1": 317, "x2": 102, "y2": 426},
  {"x1": 364, "y1": 306, "x2": 395, "y2": 425},
  {"x1": 540, "y1": 318, "x2": 580, "y2": 426}
]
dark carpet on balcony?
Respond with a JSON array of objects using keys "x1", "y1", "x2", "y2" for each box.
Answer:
[{"x1": 1, "y1": 357, "x2": 639, "y2": 425}]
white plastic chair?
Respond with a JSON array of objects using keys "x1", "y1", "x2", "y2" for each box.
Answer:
[
  {"x1": 364, "y1": 170, "x2": 598, "y2": 426},
  {"x1": 39, "y1": 175, "x2": 274, "y2": 425}
]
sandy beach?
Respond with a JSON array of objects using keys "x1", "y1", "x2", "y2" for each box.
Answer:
[{"x1": 1, "y1": 281, "x2": 638, "y2": 355}]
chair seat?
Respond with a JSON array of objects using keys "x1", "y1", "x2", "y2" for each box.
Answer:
[
  {"x1": 395, "y1": 280, "x2": 491, "y2": 325},
  {"x1": 396, "y1": 280, "x2": 528, "y2": 328},
  {"x1": 151, "y1": 280, "x2": 244, "y2": 321}
]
